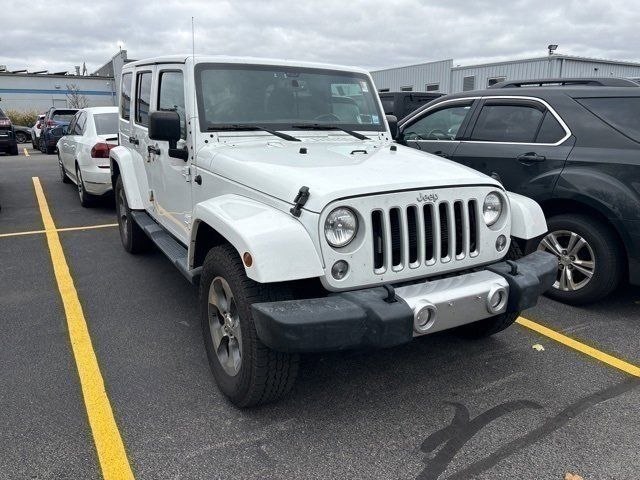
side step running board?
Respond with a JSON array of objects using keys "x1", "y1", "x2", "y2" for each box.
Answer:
[{"x1": 130, "y1": 210, "x2": 202, "y2": 285}]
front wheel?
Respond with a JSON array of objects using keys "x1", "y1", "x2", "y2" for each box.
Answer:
[
  {"x1": 537, "y1": 214, "x2": 623, "y2": 305},
  {"x1": 200, "y1": 244, "x2": 299, "y2": 407},
  {"x1": 115, "y1": 176, "x2": 150, "y2": 254}
]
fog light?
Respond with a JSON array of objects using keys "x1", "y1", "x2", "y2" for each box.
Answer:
[
  {"x1": 413, "y1": 301, "x2": 437, "y2": 334},
  {"x1": 331, "y1": 260, "x2": 349, "y2": 280},
  {"x1": 486, "y1": 285, "x2": 508, "y2": 314},
  {"x1": 496, "y1": 235, "x2": 507, "y2": 252}
]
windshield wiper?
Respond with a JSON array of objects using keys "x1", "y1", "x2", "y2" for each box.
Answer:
[
  {"x1": 291, "y1": 124, "x2": 368, "y2": 141},
  {"x1": 207, "y1": 124, "x2": 300, "y2": 142}
]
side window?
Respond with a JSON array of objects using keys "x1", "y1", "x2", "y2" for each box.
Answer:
[
  {"x1": 120, "y1": 72, "x2": 132, "y2": 120},
  {"x1": 158, "y1": 71, "x2": 186, "y2": 139},
  {"x1": 135, "y1": 71, "x2": 152, "y2": 127},
  {"x1": 536, "y1": 111, "x2": 566, "y2": 143},
  {"x1": 68, "y1": 114, "x2": 78, "y2": 135},
  {"x1": 470, "y1": 103, "x2": 544, "y2": 143},
  {"x1": 403, "y1": 103, "x2": 472, "y2": 141},
  {"x1": 76, "y1": 112, "x2": 87, "y2": 135},
  {"x1": 577, "y1": 97, "x2": 640, "y2": 142}
]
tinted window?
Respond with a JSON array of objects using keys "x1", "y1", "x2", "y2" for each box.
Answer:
[
  {"x1": 0, "y1": 108, "x2": 6, "y2": 118},
  {"x1": 52, "y1": 110, "x2": 77, "y2": 122},
  {"x1": 381, "y1": 97, "x2": 394, "y2": 115},
  {"x1": 121, "y1": 72, "x2": 132, "y2": 120},
  {"x1": 67, "y1": 115, "x2": 77, "y2": 135},
  {"x1": 94, "y1": 113, "x2": 119, "y2": 135},
  {"x1": 158, "y1": 71, "x2": 186, "y2": 138},
  {"x1": 471, "y1": 104, "x2": 544, "y2": 142},
  {"x1": 536, "y1": 111, "x2": 565, "y2": 143},
  {"x1": 135, "y1": 72, "x2": 152, "y2": 126},
  {"x1": 577, "y1": 97, "x2": 640, "y2": 142},
  {"x1": 403, "y1": 103, "x2": 472, "y2": 141},
  {"x1": 73, "y1": 112, "x2": 86, "y2": 135}
]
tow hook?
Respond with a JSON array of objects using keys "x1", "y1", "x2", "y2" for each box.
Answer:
[{"x1": 290, "y1": 186, "x2": 310, "y2": 217}]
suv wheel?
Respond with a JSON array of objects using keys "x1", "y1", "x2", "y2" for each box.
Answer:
[
  {"x1": 200, "y1": 244, "x2": 299, "y2": 407},
  {"x1": 15, "y1": 131, "x2": 28, "y2": 144},
  {"x1": 538, "y1": 214, "x2": 623, "y2": 305},
  {"x1": 115, "y1": 176, "x2": 150, "y2": 253},
  {"x1": 76, "y1": 167, "x2": 94, "y2": 207},
  {"x1": 58, "y1": 154, "x2": 70, "y2": 183}
]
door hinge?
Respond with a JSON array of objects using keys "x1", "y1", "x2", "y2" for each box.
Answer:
[
  {"x1": 182, "y1": 165, "x2": 191, "y2": 182},
  {"x1": 148, "y1": 189, "x2": 154, "y2": 202}
]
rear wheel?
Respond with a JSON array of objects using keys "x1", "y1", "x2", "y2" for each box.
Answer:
[
  {"x1": 15, "y1": 131, "x2": 28, "y2": 144},
  {"x1": 538, "y1": 214, "x2": 623, "y2": 305},
  {"x1": 76, "y1": 166, "x2": 94, "y2": 207},
  {"x1": 115, "y1": 176, "x2": 150, "y2": 253},
  {"x1": 200, "y1": 244, "x2": 299, "y2": 407}
]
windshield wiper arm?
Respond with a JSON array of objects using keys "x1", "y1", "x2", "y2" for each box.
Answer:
[
  {"x1": 207, "y1": 124, "x2": 301, "y2": 142},
  {"x1": 291, "y1": 124, "x2": 368, "y2": 141}
]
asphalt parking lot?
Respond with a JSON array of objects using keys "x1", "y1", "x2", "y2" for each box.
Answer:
[{"x1": 1, "y1": 148, "x2": 639, "y2": 480}]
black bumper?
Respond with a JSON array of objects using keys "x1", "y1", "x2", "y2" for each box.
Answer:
[{"x1": 252, "y1": 251, "x2": 557, "y2": 353}]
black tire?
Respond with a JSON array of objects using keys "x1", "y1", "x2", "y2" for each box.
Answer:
[
  {"x1": 32, "y1": 136, "x2": 38, "y2": 149},
  {"x1": 15, "y1": 132, "x2": 28, "y2": 144},
  {"x1": 455, "y1": 241, "x2": 523, "y2": 338},
  {"x1": 76, "y1": 166, "x2": 94, "y2": 207},
  {"x1": 58, "y1": 153, "x2": 71, "y2": 183},
  {"x1": 39, "y1": 136, "x2": 46, "y2": 153},
  {"x1": 45, "y1": 145, "x2": 55, "y2": 154},
  {"x1": 115, "y1": 176, "x2": 150, "y2": 254},
  {"x1": 9, "y1": 144, "x2": 18, "y2": 156},
  {"x1": 540, "y1": 214, "x2": 623, "y2": 305},
  {"x1": 200, "y1": 244, "x2": 299, "y2": 407}
]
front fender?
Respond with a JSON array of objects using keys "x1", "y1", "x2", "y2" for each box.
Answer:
[
  {"x1": 109, "y1": 145, "x2": 145, "y2": 210},
  {"x1": 191, "y1": 195, "x2": 324, "y2": 283},
  {"x1": 507, "y1": 192, "x2": 547, "y2": 240}
]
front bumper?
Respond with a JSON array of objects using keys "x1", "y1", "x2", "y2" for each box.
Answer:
[{"x1": 252, "y1": 251, "x2": 557, "y2": 353}]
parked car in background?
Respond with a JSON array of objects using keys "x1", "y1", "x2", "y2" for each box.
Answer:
[
  {"x1": 31, "y1": 114, "x2": 46, "y2": 148},
  {"x1": 39, "y1": 107, "x2": 78, "y2": 154},
  {"x1": 378, "y1": 91, "x2": 443, "y2": 120},
  {"x1": 396, "y1": 77, "x2": 640, "y2": 305},
  {"x1": 13, "y1": 125, "x2": 31, "y2": 144},
  {"x1": 58, "y1": 106, "x2": 118, "y2": 206},
  {"x1": 0, "y1": 107, "x2": 19, "y2": 156}
]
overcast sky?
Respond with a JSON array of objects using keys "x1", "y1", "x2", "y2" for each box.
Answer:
[{"x1": 2, "y1": 0, "x2": 639, "y2": 73}]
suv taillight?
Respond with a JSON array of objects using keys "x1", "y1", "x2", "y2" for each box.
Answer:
[
  {"x1": 91, "y1": 142, "x2": 115, "y2": 158},
  {"x1": 0, "y1": 119, "x2": 11, "y2": 127},
  {"x1": 47, "y1": 119, "x2": 57, "y2": 126},
  {"x1": 36, "y1": 121, "x2": 41, "y2": 129}
]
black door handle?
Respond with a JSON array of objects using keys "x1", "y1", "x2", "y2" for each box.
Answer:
[
  {"x1": 128, "y1": 136, "x2": 139, "y2": 145},
  {"x1": 517, "y1": 152, "x2": 546, "y2": 164},
  {"x1": 434, "y1": 150, "x2": 450, "y2": 159},
  {"x1": 147, "y1": 145, "x2": 161, "y2": 155}
]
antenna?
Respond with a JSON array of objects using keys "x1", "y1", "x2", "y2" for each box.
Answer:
[{"x1": 191, "y1": 16, "x2": 197, "y2": 167}]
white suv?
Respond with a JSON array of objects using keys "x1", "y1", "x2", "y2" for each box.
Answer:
[{"x1": 110, "y1": 55, "x2": 557, "y2": 407}]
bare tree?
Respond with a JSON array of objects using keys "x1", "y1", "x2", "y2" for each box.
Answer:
[{"x1": 66, "y1": 84, "x2": 89, "y2": 109}]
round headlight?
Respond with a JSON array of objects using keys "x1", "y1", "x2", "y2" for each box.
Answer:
[
  {"x1": 483, "y1": 192, "x2": 503, "y2": 226},
  {"x1": 324, "y1": 207, "x2": 358, "y2": 248}
]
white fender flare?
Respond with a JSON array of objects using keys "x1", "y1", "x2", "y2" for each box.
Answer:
[
  {"x1": 507, "y1": 192, "x2": 548, "y2": 240},
  {"x1": 109, "y1": 146, "x2": 145, "y2": 210},
  {"x1": 190, "y1": 194, "x2": 324, "y2": 283}
]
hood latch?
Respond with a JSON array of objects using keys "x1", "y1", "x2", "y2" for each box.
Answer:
[{"x1": 290, "y1": 186, "x2": 310, "y2": 218}]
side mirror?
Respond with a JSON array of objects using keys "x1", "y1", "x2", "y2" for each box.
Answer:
[
  {"x1": 149, "y1": 111, "x2": 181, "y2": 148},
  {"x1": 386, "y1": 115, "x2": 398, "y2": 139}
]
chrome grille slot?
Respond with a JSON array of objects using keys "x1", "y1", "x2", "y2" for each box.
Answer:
[{"x1": 371, "y1": 196, "x2": 482, "y2": 273}]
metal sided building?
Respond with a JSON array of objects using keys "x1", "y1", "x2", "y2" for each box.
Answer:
[
  {"x1": 0, "y1": 71, "x2": 117, "y2": 113},
  {"x1": 371, "y1": 55, "x2": 640, "y2": 94}
]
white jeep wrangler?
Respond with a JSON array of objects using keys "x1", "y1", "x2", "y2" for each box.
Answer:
[{"x1": 111, "y1": 55, "x2": 557, "y2": 407}]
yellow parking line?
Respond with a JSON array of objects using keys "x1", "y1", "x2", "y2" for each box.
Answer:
[
  {"x1": 32, "y1": 177, "x2": 134, "y2": 480},
  {"x1": 0, "y1": 223, "x2": 117, "y2": 239},
  {"x1": 23, "y1": 147, "x2": 30, "y2": 157},
  {"x1": 517, "y1": 316, "x2": 640, "y2": 377}
]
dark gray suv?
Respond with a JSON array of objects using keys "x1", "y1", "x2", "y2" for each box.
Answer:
[{"x1": 395, "y1": 78, "x2": 640, "y2": 305}]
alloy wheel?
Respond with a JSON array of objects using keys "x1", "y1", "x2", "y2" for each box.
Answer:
[
  {"x1": 208, "y1": 276, "x2": 242, "y2": 376},
  {"x1": 538, "y1": 230, "x2": 595, "y2": 292}
]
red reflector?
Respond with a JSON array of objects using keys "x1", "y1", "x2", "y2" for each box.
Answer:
[{"x1": 91, "y1": 142, "x2": 115, "y2": 158}]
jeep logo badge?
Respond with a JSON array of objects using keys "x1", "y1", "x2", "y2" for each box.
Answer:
[{"x1": 416, "y1": 192, "x2": 439, "y2": 203}]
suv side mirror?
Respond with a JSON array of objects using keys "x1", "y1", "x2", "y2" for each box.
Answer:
[
  {"x1": 386, "y1": 115, "x2": 398, "y2": 139},
  {"x1": 149, "y1": 111, "x2": 181, "y2": 147}
]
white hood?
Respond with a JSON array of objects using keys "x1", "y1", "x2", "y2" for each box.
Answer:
[{"x1": 200, "y1": 138, "x2": 500, "y2": 213}]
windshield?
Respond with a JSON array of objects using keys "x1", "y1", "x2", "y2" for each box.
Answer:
[
  {"x1": 52, "y1": 110, "x2": 77, "y2": 123},
  {"x1": 94, "y1": 113, "x2": 118, "y2": 135},
  {"x1": 195, "y1": 64, "x2": 384, "y2": 132}
]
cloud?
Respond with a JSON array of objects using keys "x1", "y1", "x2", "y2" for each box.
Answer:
[{"x1": 1, "y1": 0, "x2": 639, "y2": 73}]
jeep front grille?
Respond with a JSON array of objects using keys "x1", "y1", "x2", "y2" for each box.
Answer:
[{"x1": 371, "y1": 200, "x2": 480, "y2": 273}]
